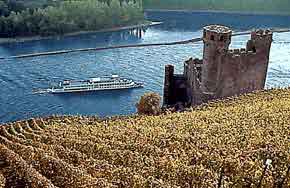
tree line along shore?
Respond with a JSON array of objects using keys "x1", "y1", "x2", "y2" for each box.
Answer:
[
  {"x1": 143, "y1": 0, "x2": 290, "y2": 15},
  {"x1": 0, "y1": 21, "x2": 160, "y2": 44},
  {"x1": 0, "y1": 0, "x2": 144, "y2": 38}
]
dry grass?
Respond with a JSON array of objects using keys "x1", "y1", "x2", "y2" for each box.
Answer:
[{"x1": 0, "y1": 88, "x2": 290, "y2": 187}]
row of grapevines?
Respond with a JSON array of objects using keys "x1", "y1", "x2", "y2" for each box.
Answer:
[{"x1": 0, "y1": 144, "x2": 56, "y2": 188}]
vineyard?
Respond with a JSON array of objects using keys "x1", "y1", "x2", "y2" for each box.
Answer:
[{"x1": 0, "y1": 88, "x2": 290, "y2": 187}]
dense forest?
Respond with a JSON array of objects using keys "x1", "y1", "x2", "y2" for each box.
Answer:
[
  {"x1": 143, "y1": 0, "x2": 290, "y2": 14},
  {"x1": 0, "y1": 0, "x2": 144, "y2": 37}
]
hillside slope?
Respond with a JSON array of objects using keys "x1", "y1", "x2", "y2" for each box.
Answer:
[{"x1": 0, "y1": 89, "x2": 290, "y2": 187}]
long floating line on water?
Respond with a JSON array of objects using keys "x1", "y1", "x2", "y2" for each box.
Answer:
[
  {"x1": 1, "y1": 28, "x2": 289, "y2": 60},
  {"x1": 0, "y1": 38, "x2": 203, "y2": 60}
]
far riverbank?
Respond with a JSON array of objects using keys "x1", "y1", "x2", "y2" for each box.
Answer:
[
  {"x1": 0, "y1": 21, "x2": 162, "y2": 44},
  {"x1": 145, "y1": 9, "x2": 290, "y2": 16}
]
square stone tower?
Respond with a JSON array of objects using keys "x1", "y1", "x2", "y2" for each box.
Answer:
[{"x1": 201, "y1": 25, "x2": 232, "y2": 96}]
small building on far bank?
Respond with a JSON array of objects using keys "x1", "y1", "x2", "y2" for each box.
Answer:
[{"x1": 163, "y1": 25, "x2": 273, "y2": 107}]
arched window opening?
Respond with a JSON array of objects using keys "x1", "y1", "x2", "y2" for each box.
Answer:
[{"x1": 210, "y1": 35, "x2": 215, "y2": 41}]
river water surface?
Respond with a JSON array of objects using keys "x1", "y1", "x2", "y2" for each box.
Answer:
[{"x1": 0, "y1": 11, "x2": 290, "y2": 123}]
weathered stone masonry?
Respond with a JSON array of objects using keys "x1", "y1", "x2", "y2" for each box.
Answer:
[{"x1": 163, "y1": 25, "x2": 273, "y2": 107}]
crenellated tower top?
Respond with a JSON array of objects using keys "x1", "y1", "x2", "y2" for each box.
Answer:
[
  {"x1": 247, "y1": 29, "x2": 273, "y2": 54},
  {"x1": 251, "y1": 29, "x2": 273, "y2": 41},
  {"x1": 203, "y1": 25, "x2": 232, "y2": 50}
]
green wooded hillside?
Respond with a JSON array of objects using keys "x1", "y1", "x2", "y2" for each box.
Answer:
[
  {"x1": 143, "y1": 0, "x2": 290, "y2": 14},
  {"x1": 0, "y1": 0, "x2": 144, "y2": 37}
]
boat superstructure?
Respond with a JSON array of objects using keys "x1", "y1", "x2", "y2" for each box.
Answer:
[{"x1": 36, "y1": 75, "x2": 143, "y2": 94}]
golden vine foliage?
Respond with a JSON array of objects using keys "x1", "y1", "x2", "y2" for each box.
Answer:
[
  {"x1": 0, "y1": 144, "x2": 56, "y2": 188},
  {"x1": 0, "y1": 171, "x2": 5, "y2": 188},
  {"x1": 0, "y1": 88, "x2": 290, "y2": 187}
]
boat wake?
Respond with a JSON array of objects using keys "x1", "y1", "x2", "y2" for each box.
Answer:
[{"x1": 32, "y1": 89, "x2": 50, "y2": 94}]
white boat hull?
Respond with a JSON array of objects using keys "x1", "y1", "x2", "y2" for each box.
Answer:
[{"x1": 47, "y1": 84, "x2": 143, "y2": 94}]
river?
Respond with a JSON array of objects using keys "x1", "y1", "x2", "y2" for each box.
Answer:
[{"x1": 0, "y1": 11, "x2": 290, "y2": 123}]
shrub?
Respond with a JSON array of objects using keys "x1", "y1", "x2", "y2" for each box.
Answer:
[{"x1": 136, "y1": 92, "x2": 161, "y2": 115}]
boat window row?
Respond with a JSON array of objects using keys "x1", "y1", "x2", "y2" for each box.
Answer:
[
  {"x1": 67, "y1": 81, "x2": 129, "y2": 87},
  {"x1": 95, "y1": 85, "x2": 130, "y2": 89},
  {"x1": 95, "y1": 82, "x2": 130, "y2": 86},
  {"x1": 63, "y1": 83, "x2": 132, "y2": 89},
  {"x1": 68, "y1": 82, "x2": 131, "y2": 87},
  {"x1": 89, "y1": 79, "x2": 126, "y2": 83}
]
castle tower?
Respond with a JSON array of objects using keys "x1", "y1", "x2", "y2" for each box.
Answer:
[
  {"x1": 201, "y1": 25, "x2": 232, "y2": 95},
  {"x1": 247, "y1": 29, "x2": 273, "y2": 54},
  {"x1": 247, "y1": 29, "x2": 273, "y2": 88}
]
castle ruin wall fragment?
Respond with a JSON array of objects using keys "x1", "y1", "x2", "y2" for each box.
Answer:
[{"x1": 163, "y1": 25, "x2": 273, "y2": 107}]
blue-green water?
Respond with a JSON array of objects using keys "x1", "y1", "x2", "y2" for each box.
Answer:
[{"x1": 0, "y1": 11, "x2": 290, "y2": 123}]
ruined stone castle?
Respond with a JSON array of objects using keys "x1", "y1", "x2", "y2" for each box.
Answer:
[{"x1": 163, "y1": 25, "x2": 273, "y2": 107}]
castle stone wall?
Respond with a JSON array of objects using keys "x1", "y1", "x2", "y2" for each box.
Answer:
[
  {"x1": 184, "y1": 58, "x2": 203, "y2": 105},
  {"x1": 216, "y1": 30, "x2": 272, "y2": 98},
  {"x1": 163, "y1": 65, "x2": 174, "y2": 106}
]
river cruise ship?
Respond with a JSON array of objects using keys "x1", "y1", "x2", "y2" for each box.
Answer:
[{"x1": 39, "y1": 75, "x2": 143, "y2": 94}]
